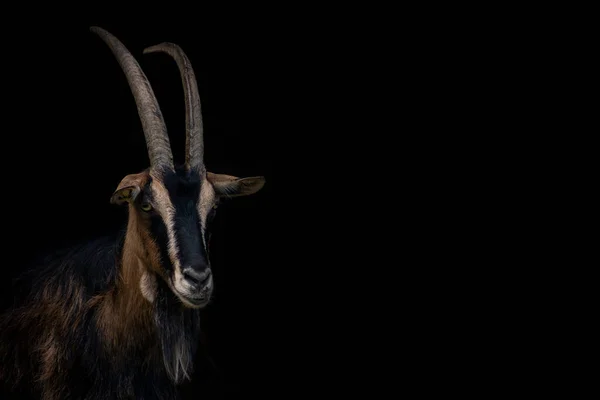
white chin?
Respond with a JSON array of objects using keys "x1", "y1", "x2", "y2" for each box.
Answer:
[
  {"x1": 176, "y1": 293, "x2": 210, "y2": 308},
  {"x1": 172, "y1": 284, "x2": 212, "y2": 309}
]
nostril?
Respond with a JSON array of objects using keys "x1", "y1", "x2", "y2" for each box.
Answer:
[
  {"x1": 183, "y1": 268, "x2": 211, "y2": 286},
  {"x1": 198, "y1": 269, "x2": 211, "y2": 285}
]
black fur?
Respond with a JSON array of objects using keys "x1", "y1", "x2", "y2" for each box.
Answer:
[
  {"x1": 158, "y1": 167, "x2": 210, "y2": 269},
  {"x1": 0, "y1": 167, "x2": 224, "y2": 399},
  {"x1": 0, "y1": 227, "x2": 203, "y2": 399}
]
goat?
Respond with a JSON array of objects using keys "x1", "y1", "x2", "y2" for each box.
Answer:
[{"x1": 0, "y1": 26, "x2": 265, "y2": 399}]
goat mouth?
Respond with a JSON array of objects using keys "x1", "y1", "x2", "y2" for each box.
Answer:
[
  {"x1": 176, "y1": 291, "x2": 211, "y2": 308},
  {"x1": 173, "y1": 286, "x2": 212, "y2": 308},
  {"x1": 170, "y1": 275, "x2": 213, "y2": 308}
]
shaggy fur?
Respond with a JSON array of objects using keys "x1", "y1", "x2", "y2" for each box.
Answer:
[{"x1": 0, "y1": 228, "x2": 202, "y2": 399}]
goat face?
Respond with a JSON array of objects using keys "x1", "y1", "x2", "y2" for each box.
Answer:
[{"x1": 111, "y1": 167, "x2": 264, "y2": 308}]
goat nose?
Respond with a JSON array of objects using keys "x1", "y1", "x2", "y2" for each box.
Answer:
[{"x1": 182, "y1": 267, "x2": 211, "y2": 286}]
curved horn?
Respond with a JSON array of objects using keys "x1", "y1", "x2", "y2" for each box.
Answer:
[
  {"x1": 143, "y1": 42, "x2": 204, "y2": 172},
  {"x1": 90, "y1": 27, "x2": 174, "y2": 170}
]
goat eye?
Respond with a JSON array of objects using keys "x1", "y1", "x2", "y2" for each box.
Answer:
[{"x1": 140, "y1": 203, "x2": 153, "y2": 212}]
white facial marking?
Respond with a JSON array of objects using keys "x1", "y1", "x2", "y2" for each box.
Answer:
[
  {"x1": 150, "y1": 176, "x2": 181, "y2": 272},
  {"x1": 197, "y1": 179, "x2": 216, "y2": 248},
  {"x1": 139, "y1": 270, "x2": 157, "y2": 303},
  {"x1": 150, "y1": 175, "x2": 194, "y2": 299},
  {"x1": 149, "y1": 173, "x2": 215, "y2": 306}
]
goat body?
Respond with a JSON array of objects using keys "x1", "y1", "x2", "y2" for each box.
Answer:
[
  {"x1": 0, "y1": 229, "x2": 202, "y2": 399},
  {"x1": 0, "y1": 26, "x2": 265, "y2": 400}
]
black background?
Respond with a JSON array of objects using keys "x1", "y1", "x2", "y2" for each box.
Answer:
[
  {"x1": 0, "y1": 12, "x2": 292, "y2": 399},
  {"x1": 0, "y1": 6, "x2": 396, "y2": 397},
  {"x1": 0, "y1": 5, "x2": 491, "y2": 399},
  {"x1": 0, "y1": 7, "x2": 551, "y2": 399}
]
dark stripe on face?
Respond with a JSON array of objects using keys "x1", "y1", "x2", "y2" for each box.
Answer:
[
  {"x1": 172, "y1": 198, "x2": 208, "y2": 269},
  {"x1": 163, "y1": 168, "x2": 208, "y2": 270}
]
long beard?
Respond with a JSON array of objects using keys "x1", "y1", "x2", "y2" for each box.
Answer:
[{"x1": 153, "y1": 279, "x2": 202, "y2": 384}]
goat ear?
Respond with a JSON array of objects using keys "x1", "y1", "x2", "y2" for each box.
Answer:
[
  {"x1": 110, "y1": 173, "x2": 147, "y2": 205},
  {"x1": 207, "y1": 172, "x2": 266, "y2": 198}
]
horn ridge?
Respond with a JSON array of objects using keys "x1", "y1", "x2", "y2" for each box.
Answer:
[
  {"x1": 90, "y1": 26, "x2": 174, "y2": 170},
  {"x1": 143, "y1": 42, "x2": 204, "y2": 172}
]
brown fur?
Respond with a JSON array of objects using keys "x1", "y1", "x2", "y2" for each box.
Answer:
[
  {"x1": 0, "y1": 26, "x2": 267, "y2": 398},
  {"x1": 0, "y1": 188, "x2": 172, "y2": 397},
  {"x1": 95, "y1": 205, "x2": 162, "y2": 350}
]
